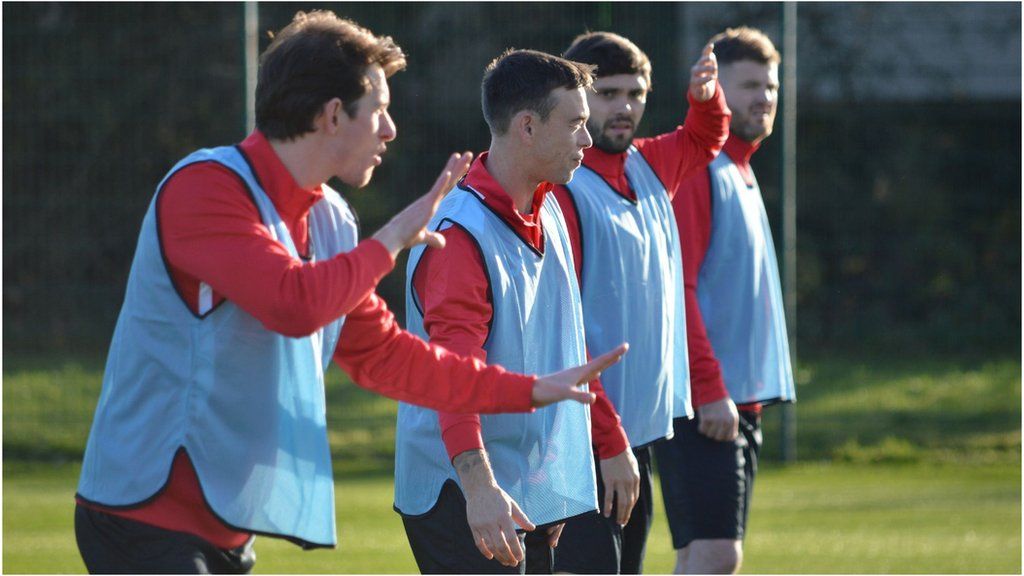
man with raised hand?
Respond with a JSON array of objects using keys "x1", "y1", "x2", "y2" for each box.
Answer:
[
  {"x1": 654, "y1": 27, "x2": 796, "y2": 574},
  {"x1": 74, "y1": 11, "x2": 623, "y2": 574},
  {"x1": 548, "y1": 32, "x2": 730, "y2": 574},
  {"x1": 394, "y1": 49, "x2": 629, "y2": 574}
]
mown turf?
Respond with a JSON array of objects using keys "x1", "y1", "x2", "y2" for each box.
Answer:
[
  {"x1": 3, "y1": 352, "x2": 1020, "y2": 572},
  {"x1": 3, "y1": 461, "x2": 1019, "y2": 573},
  {"x1": 4, "y1": 354, "x2": 1021, "y2": 474}
]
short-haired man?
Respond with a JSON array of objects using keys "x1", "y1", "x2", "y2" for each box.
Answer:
[
  {"x1": 394, "y1": 49, "x2": 627, "y2": 574},
  {"x1": 548, "y1": 32, "x2": 731, "y2": 574},
  {"x1": 74, "y1": 12, "x2": 623, "y2": 574},
  {"x1": 654, "y1": 27, "x2": 796, "y2": 574}
]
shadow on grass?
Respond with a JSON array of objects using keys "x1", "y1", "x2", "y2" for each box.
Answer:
[
  {"x1": 4, "y1": 351, "x2": 1020, "y2": 474},
  {"x1": 760, "y1": 354, "x2": 1021, "y2": 464}
]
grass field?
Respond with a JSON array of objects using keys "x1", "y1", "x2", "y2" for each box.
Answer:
[
  {"x1": 4, "y1": 461, "x2": 1019, "y2": 573},
  {"x1": 3, "y1": 352, "x2": 1021, "y2": 573}
]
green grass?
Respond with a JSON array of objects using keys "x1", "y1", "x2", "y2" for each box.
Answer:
[
  {"x1": 761, "y1": 355, "x2": 1021, "y2": 465},
  {"x1": 4, "y1": 461, "x2": 1019, "y2": 573},
  {"x1": 3, "y1": 352, "x2": 1021, "y2": 572},
  {"x1": 4, "y1": 354, "x2": 1021, "y2": 472}
]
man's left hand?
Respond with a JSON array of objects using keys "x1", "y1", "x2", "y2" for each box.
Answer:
[{"x1": 689, "y1": 42, "x2": 718, "y2": 102}]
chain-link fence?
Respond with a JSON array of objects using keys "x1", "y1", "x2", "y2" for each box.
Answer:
[{"x1": 3, "y1": 1, "x2": 1020, "y2": 468}]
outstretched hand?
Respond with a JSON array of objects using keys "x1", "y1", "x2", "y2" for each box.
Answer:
[
  {"x1": 531, "y1": 343, "x2": 629, "y2": 407},
  {"x1": 371, "y1": 151, "x2": 474, "y2": 259},
  {"x1": 689, "y1": 42, "x2": 718, "y2": 102}
]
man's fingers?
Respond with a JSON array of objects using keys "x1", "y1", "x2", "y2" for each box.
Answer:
[
  {"x1": 495, "y1": 525, "x2": 521, "y2": 566},
  {"x1": 567, "y1": 389, "x2": 596, "y2": 405},
  {"x1": 547, "y1": 523, "x2": 564, "y2": 548},
  {"x1": 509, "y1": 499, "x2": 536, "y2": 532},
  {"x1": 473, "y1": 530, "x2": 495, "y2": 560},
  {"x1": 577, "y1": 343, "x2": 629, "y2": 383},
  {"x1": 617, "y1": 486, "x2": 630, "y2": 525},
  {"x1": 602, "y1": 481, "x2": 615, "y2": 517},
  {"x1": 703, "y1": 42, "x2": 715, "y2": 57},
  {"x1": 423, "y1": 231, "x2": 446, "y2": 250}
]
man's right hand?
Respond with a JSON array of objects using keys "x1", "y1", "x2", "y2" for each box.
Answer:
[
  {"x1": 454, "y1": 449, "x2": 535, "y2": 567},
  {"x1": 696, "y1": 396, "x2": 739, "y2": 441},
  {"x1": 532, "y1": 343, "x2": 629, "y2": 407},
  {"x1": 371, "y1": 152, "x2": 474, "y2": 260},
  {"x1": 600, "y1": 448, "x2": 640, "y2": 526}
]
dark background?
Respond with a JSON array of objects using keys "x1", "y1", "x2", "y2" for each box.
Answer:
[{"x1": 4, "y1": 2, "x2": 1020, "y2": 358}]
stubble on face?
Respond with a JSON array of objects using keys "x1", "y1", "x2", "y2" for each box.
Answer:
[
  {"x1": 721, "y1": 60, "x2": 778, "y2": 145},
  {"x1": 588, "y1": 115, "x2": 634, "y2": 154},
  {"x1": 586, "y1": 74, "x2": 648, "y2": 154}
]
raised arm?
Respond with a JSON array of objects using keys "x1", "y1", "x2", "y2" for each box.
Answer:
[{"x1": 635, "y1": 42, "x2": 731, "y2": 196}]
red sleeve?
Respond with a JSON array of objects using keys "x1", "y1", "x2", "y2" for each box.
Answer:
[
  {"x1": 159, "y1": 163, "x2": 395, "y2": 336},
  {"x1": 673, "y1": 171, "x2": 729, "y2": 408},
  {"x1": 551, "y1": 185, "x2": 584, "y2": 286},
  {"x1": 584, "y1": 353, "x2": 630, "y2": 458},
  {"x1": 412, "y1": 227, "x2": 491, "y2": 461},
  {"x1": 331, "y1": 287, "x2": 536, "y2": 414},
  {"x1": 634, "y1": 83, "x2": 730, "y2": 199}
]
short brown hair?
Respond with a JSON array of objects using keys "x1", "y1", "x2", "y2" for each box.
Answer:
[
  {"x1": 709, "y1": 26, "x2": 780, "y2": 66},
  {"x1": 481, "y1": 49, "x2": 595, "y2": 135},
  {"x1": 563, "y1": 31, "x2": 652, "y2": 88},
  {"x1": 255, "y1": 10, "x2": 407, "y2": 141}
]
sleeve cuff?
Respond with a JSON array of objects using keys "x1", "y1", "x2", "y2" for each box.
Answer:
[
  {"x1": 594, "y1": 425, "x2": 630, "y2": 460},
  {"x1": 497, "y1": 373, "x2": 537, "y2": 414},
  {"x1": 360, "y1": 238, "x2": 397, "y2": 277},
  {"x1": 442, "y1": 421, "x2": 485, "y2": 462},
  {"x1": 691, "y1": 374, "x2": 730, "y2": 409},
  {"x1": 686, "y1": 80, "x2": 726, "y2": 109}
]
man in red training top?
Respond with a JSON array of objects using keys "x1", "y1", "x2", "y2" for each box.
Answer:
[
  {"x1": 549, "y1": 31, "x2": 730, "y2": 575},
  {"x1": 655, "y1": 26, "x2": 796, "y2": 574},
  {"x1": 74, "y1": 11, "x2": 625, "y2": 574}
]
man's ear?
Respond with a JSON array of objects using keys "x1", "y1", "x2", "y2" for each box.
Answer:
[
  {"x1": 317, "y1": 98, "x2": 346, "y2": 134},
  {"x1": 511, "y1": 110, "x2": 536, "y2": 145}
]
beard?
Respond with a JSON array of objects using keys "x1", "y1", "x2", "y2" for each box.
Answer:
[
  {"x1": 731, "y1": 110, "x2": 774, "y2": 143},
  {"x1": 588, "y1": 116, "x2": 635, "y2": 154}
]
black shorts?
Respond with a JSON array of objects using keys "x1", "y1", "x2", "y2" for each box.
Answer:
[
  {"x1": 400, "y1": 479, "x2": 556, "y2": 575},
  {"x1": 74, "y1": 504, "x2": 255, "y2": 574},
  {"x1": 552, "y1": 445, "x2": 655, "y2": 574},
  {"x1": 653, "y1": 410, "x2": 762, "y2": 550}
]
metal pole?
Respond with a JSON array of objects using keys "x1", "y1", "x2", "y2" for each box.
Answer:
[
  {"x1": 244, "y1": 1, "x2": 259, "y2": 134},
  {"x1": 779, "y1": 1, "x2": 798, "y2": 464}
]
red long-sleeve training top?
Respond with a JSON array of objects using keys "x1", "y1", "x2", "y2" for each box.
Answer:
[
  {"x1": 413, "y1": 153, "x2": 630, "y2": 462},
  {"x1": 419, "y1": 85, "x2": 730, "y2": 461},
  {"x1": 673, "y1": 134, "x2": 763, "y2": 414},
  {"x1": 78, "y1": 131, "x2": 539, "y2": 548},
  {"x1": 552, "y1": 85, "x2": 732, "y2": 426}
]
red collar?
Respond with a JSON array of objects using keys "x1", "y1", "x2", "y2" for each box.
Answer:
[
  {"x1": 581, "y1": 145, "x2": 636, "y2": 202},
  {"x1": 721, "y1": 134, "x2": 760, "y2": 185},
  {"x1": 462, "y1": 151, "x2": 551, "y2": 253},
  {"x1": 238, "y1": 131, "x2": 324, "y2": 225}
]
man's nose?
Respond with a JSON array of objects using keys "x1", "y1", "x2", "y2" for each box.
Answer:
[
  {"x1": 580, "y1": 125, "x2": 594, "y2": 149},
  {"x1": 380, "y1": 110, "x2": 397, "y2": 141}
]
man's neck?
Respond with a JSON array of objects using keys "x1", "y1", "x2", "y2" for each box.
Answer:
[
  {"x1": 268, "y1": 136, "x2": 327, "y2": 191},
  {"x1": 486, "y1": 141, "x2": 540, "y2": 214}
]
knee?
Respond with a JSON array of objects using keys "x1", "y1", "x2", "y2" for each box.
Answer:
[{"x1": 686, "y1": 539, "x2": 742, "y2": 574}]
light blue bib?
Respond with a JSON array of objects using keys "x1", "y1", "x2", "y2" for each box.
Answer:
[
  {"x1": 700, "y1": 152, "x2": 795, "y2": 404},
  {"x1": 77, "y1": 145, "x2": 356, "y2": 548},
  {"x1": 394, "y1": 184, "x2": 597, "y2": 526},
  {"x1": 566, "y1": 147, "x2": 692, "y2": 446}
]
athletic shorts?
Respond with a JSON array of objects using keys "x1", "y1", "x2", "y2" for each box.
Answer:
[
  {"x1": 74, "y1": 504, "x2": 255, "y2": 574},
  {"x1": 400, "y1": 479, "x2": 561, "y2": 575},
  {"x1": 552, "y1": 445, "x2": 655, "y2": 574},
  {"x1": 653, "y1": 410, "x2": 762, "y2": 550}
]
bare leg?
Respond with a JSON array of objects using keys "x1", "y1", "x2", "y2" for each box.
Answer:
[{"x1": 683, "y1": 539, "x2": 742, "y2": 574}]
